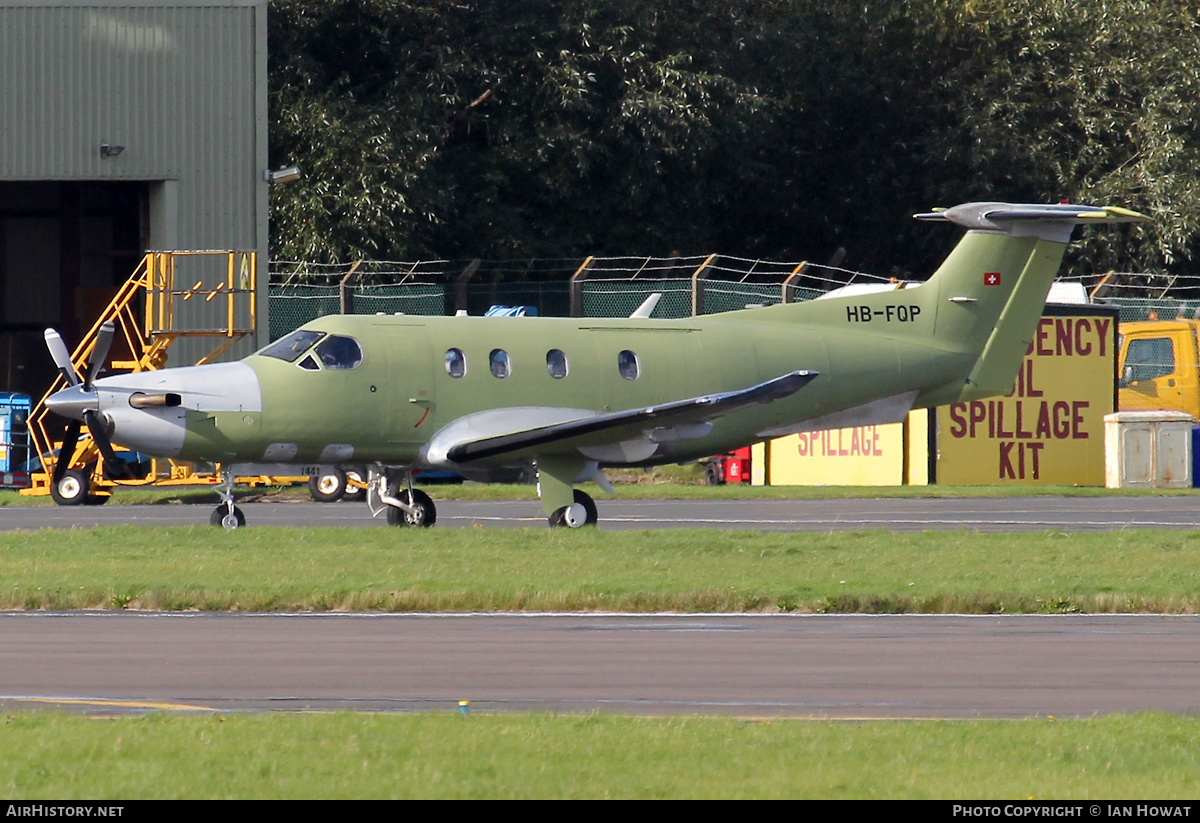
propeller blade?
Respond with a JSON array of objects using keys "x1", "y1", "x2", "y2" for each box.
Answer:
[
  {"x1": 83, "y1": 410, "x2": 132, "y2": 481},
  {"x1": 85, "y1": 321, "x2": 115, "y2": 390},
  {"x1": 44, "y1": 328, "x2": 80, "y2": 387},
  {"x1": 53, "y1": 418, "x2": 82, "y2": 486}
]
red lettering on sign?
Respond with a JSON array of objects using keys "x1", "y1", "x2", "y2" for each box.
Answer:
[
  {"x1": 1036, "y1": 318, "x2": 1053, "y2": 356},
  {"x1": 795, "y1": 426, "x2": 889, "y2": 457},
  {"x1": 1025, "y1": 317, "x2": 1111, "y2": 358},
  {"x1": 1095, "y1": 318, "x2": 1110, "y2": 356},
  {"x1": 999, "y1": 442, "x2": 1044, "y2": 480},
  {"x1": 1055, "y1": 319, "x2": 1073, "y2": 357},
  {"x1": 1074, "y1": 318, "x2": 1092, "y2": 356},
  {"x1": 1072, "y1": 401, "x2": 1089, "y2": 439}
]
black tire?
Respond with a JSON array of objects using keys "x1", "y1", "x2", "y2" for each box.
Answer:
[
  {"x1": 309, "y1": 469, "x2": 346, "y2": 503},
  {"x1": 50, "y1": 468, "x2": 89, "y2": 506},
  {"x1": 210, "y1": 505, "x2": 246, "y2": 529},
  {"x1": 385, "y1": 489, "x2": 436, "y2": 527},
  {"x1": 83, "y1": 493, "x2": 110, "y2": 506},
  {"x1": 547, "y1": 489, "x2": 598, "y2": 528},
  {"x1": 705, "y1": 462, "x2": 723, "y2": 486},
  {"x1": 342, "y1": 466, "x2": 368, "y2": 502}
]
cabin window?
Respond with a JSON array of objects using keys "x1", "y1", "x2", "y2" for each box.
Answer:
[
  {"x1": 489, "y1": 349, "x2": 512, "y2": 378},
  {"x1": 259, "y1": 329, "x2": 324, "y2": 363},
  {"x1": 546, "y1": 349, "x2": 568, "y2": 379},
  {"x1": 618, "y1": 349, "x2": 640, "y2": 380},
  {"x1": 445, "y1": 348, "x2": 467, "y2": 378},
  {"x1": 315, "y1": 335, "x2": 363, "y2": 370}
]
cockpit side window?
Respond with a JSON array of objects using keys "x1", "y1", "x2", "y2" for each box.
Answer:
[
  {"x1": 315, "y1": 335, "x2": 364, "y2": 370},
  {"x1": 259, "y1": 330, "x2": 325, "y2": 363}
]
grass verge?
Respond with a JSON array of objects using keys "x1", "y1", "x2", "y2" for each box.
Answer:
[
  {"x1": 3, "y1": 712, "x2": 1199, "y2": 799},
  {"x1": 3, "y1": 525, "x2": 1199, "y2": 613}
]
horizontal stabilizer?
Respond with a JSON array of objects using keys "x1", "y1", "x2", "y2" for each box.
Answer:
[
  {"x1": 445, "y1": 369, "x2": 817, "y2": 463},
  {"x1": 914, "y1": 202, "x2": 1150, "y2": 242}
]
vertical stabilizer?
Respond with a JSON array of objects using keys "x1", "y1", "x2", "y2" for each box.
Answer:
[{"x1": 913, "y1": 202, "x2": 1149, "y2": 400}]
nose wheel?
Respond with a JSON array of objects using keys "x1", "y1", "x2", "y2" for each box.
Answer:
[
  {"x1": 209, "y1": 466, "x2": 245, "y2": 528},
  {"x1": 210, "y1": 504, "x2": 246, "y2": 529}
]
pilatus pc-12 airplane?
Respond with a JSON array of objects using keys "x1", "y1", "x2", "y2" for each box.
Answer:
[{"x1": 43, "y1": 201, "x2": 1147, "y2": 528}]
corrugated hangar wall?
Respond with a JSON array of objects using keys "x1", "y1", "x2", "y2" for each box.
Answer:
[{"x1": 0, "y1": 0, "x2": 268, "y2": 395}]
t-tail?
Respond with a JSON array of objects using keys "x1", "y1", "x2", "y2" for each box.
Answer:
[{"x1": 909, "y1": 202, "x2": 1148, "y2": 403}]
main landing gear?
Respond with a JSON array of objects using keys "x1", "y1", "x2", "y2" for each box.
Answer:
[
  {"x1": 385, "y1": 488, "x2": 437, "y2": 527},
  {"x1": 537, "y1": 455, "x2": 605, "y2": 529},
  {"x1": 547, "y1": 489, "x2": 598, "y2": 528},
  {"x1": 206, "y1": 460, "x2": 602, "y2": 530}
]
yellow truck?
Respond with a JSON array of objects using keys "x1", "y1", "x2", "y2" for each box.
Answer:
[{"x1": 1118, "y1": 318, "x2": 1200, "y2": 418}]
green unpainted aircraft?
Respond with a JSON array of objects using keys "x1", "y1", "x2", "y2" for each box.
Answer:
[{"x1": 44, "y1": 201, "x2": 1148, "y2": 528}]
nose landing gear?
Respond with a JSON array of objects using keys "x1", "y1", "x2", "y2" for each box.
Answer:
[{"x1": 211, "y1": 466, "x2": 245, "y2": 529}]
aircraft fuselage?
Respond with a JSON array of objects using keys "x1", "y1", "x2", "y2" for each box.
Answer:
[{"x1": 144, "y1": 302, "x2": 965, "y2": 471}]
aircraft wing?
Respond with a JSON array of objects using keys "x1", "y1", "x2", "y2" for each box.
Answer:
[{"x1": 440, "y1": 369, "x2": 817, "y2": 464}]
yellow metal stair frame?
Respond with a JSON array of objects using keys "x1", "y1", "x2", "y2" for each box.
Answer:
[{"x1": 21, "y1": 250, "x2": 292, "y2": 499}]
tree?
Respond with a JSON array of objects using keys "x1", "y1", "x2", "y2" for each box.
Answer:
[{"x1": 268, "y1": 0, "x2": 1200, "y2": 278}]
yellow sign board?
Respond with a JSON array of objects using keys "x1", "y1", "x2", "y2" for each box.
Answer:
[
  {"x1": 754, "y1": 308, "x2": 1114, "y2": 487},
  {"x1": 762, "y1": 410, "x2": 929, "y2": 486},
  {"x1": 936, "y1": 309, "x2": 1117, "y2": 485}
]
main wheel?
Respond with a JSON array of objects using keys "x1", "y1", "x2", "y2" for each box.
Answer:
[
  {"x1": 342, "y1": 466, "x2": 368, "y2": 502},
  {"x1": 51, "y1": 468, "x2": 89, "y2": 506},
  {"x1": 210, "y1": 504, "x2": 246, "y2": 529},
  {"x1": 309, "y1": 468, "x2": 346, "y2": 503},
  {"x1": 705, "y1": 462, "x2": 723, "y2": 486},
  {"x1": 385, "y1": 489, "x2": 436, "y2": 527},
  {"x1": 548, "y1": 489, "x2": 598, "y2": 528}
]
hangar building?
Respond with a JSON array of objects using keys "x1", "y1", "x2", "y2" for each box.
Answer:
[{"x1": 0, "y1": 0, "x2": 269, "y2": 397}]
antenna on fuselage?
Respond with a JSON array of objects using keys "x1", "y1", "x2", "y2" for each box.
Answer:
[{"x1": 630, "y1": 293, "x2": 662, "y2": 319}]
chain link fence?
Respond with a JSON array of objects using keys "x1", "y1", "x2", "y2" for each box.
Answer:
[
  {"x1": 267, "y1": 255, "x2": 894, "y2": 340},
  {"x1": 269, "y1": 257, "x2": 1190, "y2": 340}
]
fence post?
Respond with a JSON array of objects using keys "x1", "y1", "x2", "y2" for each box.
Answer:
[
  {"x1": 569, "y1": 256, "x2": 594, "y2": 317},
  {"x1": 782, "y1": 261, "x2": 808, "y2": 304},
  {"x1": 339, "y1": 261, "x2": 362, "y2": 314},
  {"x1": 690, "y1": 254, "x2": 716, "y2": 316},
  {"x1": 454, "y1": 259, "x2": 481, "y2": 314}
]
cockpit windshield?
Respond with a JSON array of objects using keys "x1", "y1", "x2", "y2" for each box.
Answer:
[
  {"x1": 258, "y1": 330, "x2": 363, "y2": 370},
  {"x1": 259, "y1": 330, "x2": 324, "y2": 362}
]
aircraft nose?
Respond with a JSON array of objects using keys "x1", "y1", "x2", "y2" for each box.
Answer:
[{"x1": 44, "y1": 384, "x2": 98, "y2": 421}]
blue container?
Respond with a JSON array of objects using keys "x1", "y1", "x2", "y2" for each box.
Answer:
[
  {"x1": 1193, "y1": 426, "x2": 1200, "y2": 488},
  {"x1": 0, "y1": 392, "x2": 32, "y2": 488}
]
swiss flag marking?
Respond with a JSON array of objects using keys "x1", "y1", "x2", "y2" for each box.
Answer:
[{"x1": 983, "y1": 272, "x2": 1001, "y2": 286}]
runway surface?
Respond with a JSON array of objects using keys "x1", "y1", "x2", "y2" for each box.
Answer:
[
  {"x1": 6, "y1": 496, "x2": 1200, "y2": 719},
  {"x1": 2, "y1": 613, "x2": 1198, "y2": 718},
  {"x1": 4, "y1": 495, "x2": 1200, "y2": 531}
]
